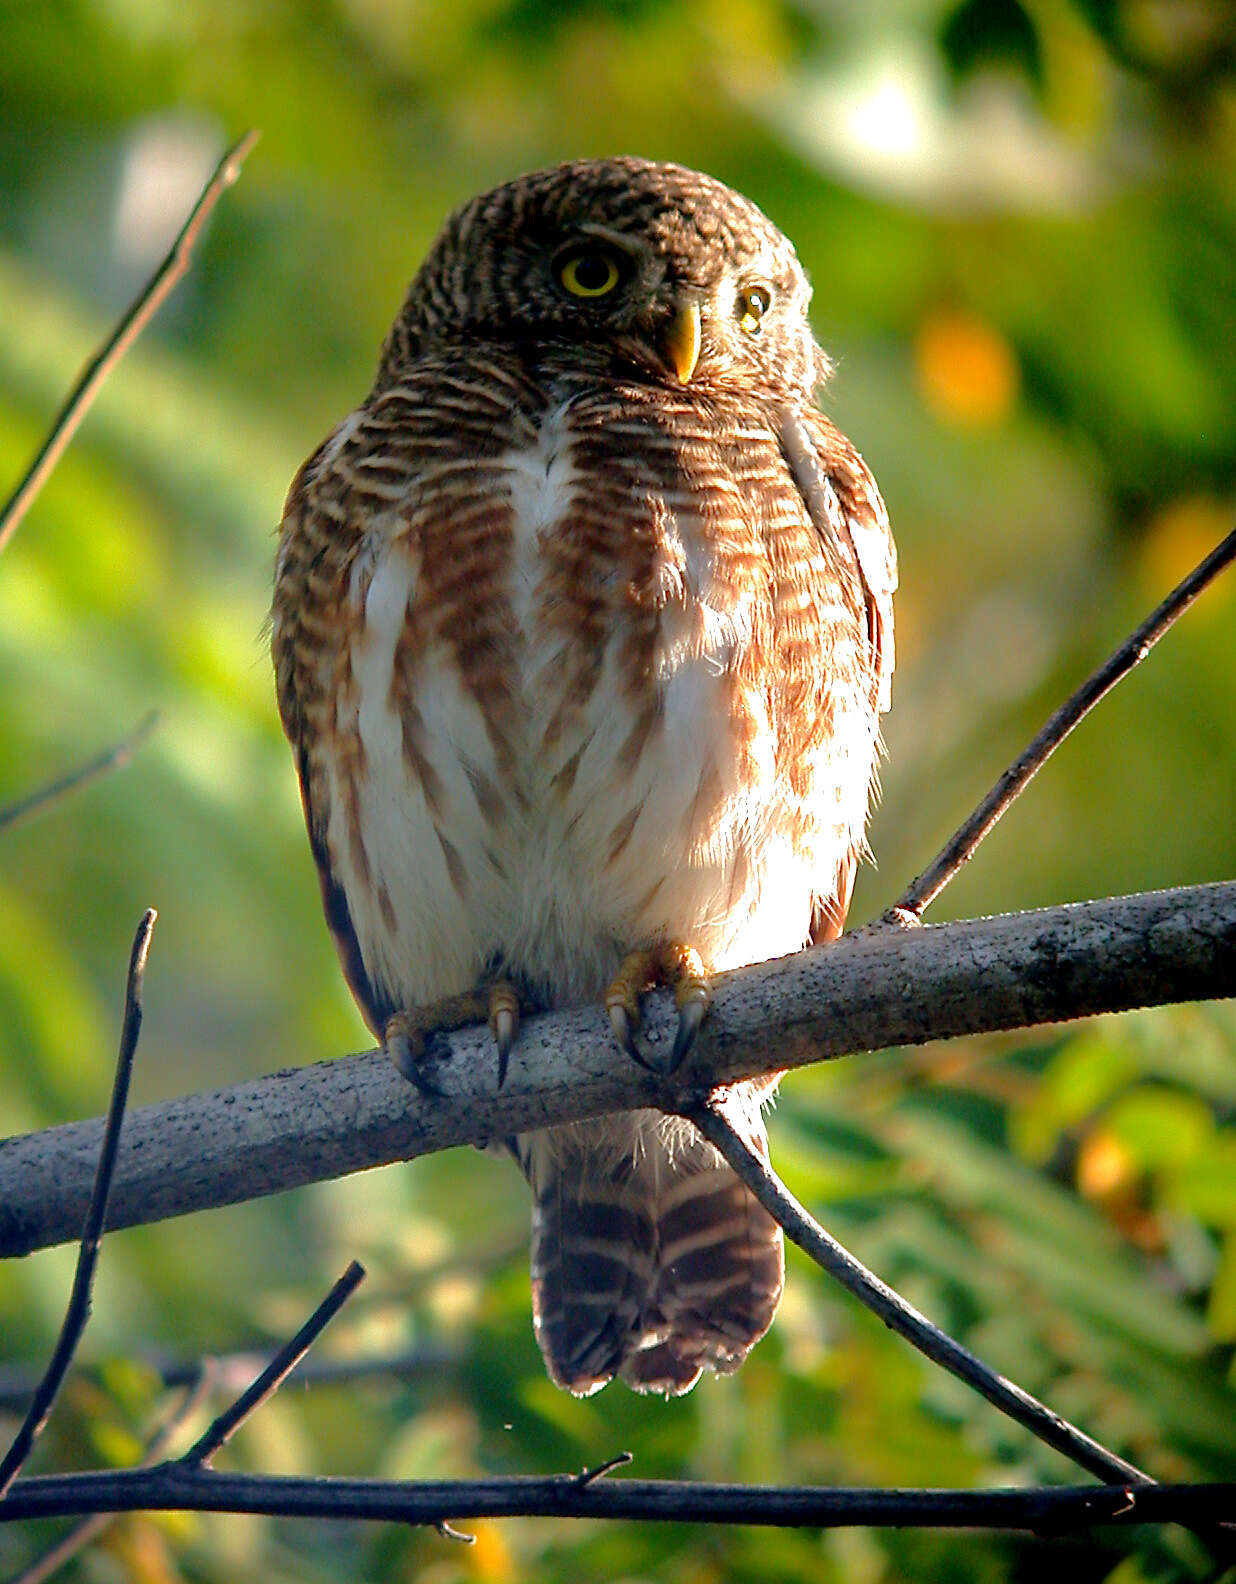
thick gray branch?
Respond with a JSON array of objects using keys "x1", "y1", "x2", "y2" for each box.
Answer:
[{"x1": 2, "y1": 881, "x2": 1233, "y2": 1259}]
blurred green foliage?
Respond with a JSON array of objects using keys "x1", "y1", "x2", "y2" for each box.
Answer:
[{"x1": 1, "y1": 1, "x2": 1235, "y2": 1579}]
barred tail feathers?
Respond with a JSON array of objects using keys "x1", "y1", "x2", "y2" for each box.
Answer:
[{"x1": 518, "y1": 1100, "x2": 784, "y2": 1396}]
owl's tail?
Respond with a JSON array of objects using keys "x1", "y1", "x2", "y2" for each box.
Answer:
[{"x1": 515, "y1": 1097, "x2": 784, "y2": 1396}]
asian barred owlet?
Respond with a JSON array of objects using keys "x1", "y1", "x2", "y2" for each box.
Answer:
[{"x1": 272, "y1": 158, "x2": 896, "y2": 1396}]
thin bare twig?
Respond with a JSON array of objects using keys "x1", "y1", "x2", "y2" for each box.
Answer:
[
  {"x1": 892, "y1": 524, "x2": 1236, "y2": 920},
  {"x1": 575, "y1": 1452, "x2": 634, "y2": 1488},
  {"x1": 0, "y1": 911, "x2": 156, "y2": 1497},
  {"x1": 0, "y1": 1235, "x2": 511, "y2": 1408},
  {"x1": 0, "y1": 130, "x2": 260, "y2": 559},
  {"x1": 0, "y1": 712, "x2": 159, "y2": 837},
  {"x1": 685, "y1": 1094, "x2": 1152, "y2": 1490},
  {"x1": 0, "y1": 1340, "x2": 462, "y2": 1412},
  {"x1": 12, "y1": 1362, "x2": 217, "y2": 1584},
  {"x1": 180, "y1": 1261, "x2": 366, "y2": 1467}
]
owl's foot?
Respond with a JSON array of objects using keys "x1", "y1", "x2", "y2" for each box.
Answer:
[
  {"x1": 385, "y1": 980, "x2": 521, "y2": 1093},
  {"x1": 605, "y1": 942, "x2": 710, "y2": 1077}
]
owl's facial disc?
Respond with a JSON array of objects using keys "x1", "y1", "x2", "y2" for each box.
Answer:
[
  {"x1": 538, "y1": 208, "x2": 792, "y2": 388},
  {"x1": 549, "y1": 228, "x2": 702, "y2": 383}
]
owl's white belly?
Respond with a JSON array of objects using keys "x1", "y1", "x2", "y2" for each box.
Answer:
[{"x1": 324, "y1": 415, "x2": 823, "y2": 1017}]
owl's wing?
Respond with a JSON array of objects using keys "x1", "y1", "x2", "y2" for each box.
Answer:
[
  {"x1": 777, "y1": 403, "x2": 898, "y2": 943},
  {"x1": 779, "y1": 403, "x2": 897, "y2": 717},
  {"x1": 271, "y1": 430, "x2": 397, "y2": 1039}
]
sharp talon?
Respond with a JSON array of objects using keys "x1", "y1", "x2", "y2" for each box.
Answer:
[
  {"x1": 494, "y1": 1011, "x2": 515, "y2": 1088},
  {"x1": 667, "y1": 944, "x2": 709, "y2": 1073},
  {"x1": 389, "y1": 1042, "x2": 443, "y2": 1100},
  {"x1": 411, "y1": 1066, "x2": 445, "y2": 1100},
  {"x1": 606, "y1": 944, "x2": 710, "y2": 1077},
  {"x1": 386, "y1": 989, "x2": 499, "y2": 1099},
  {"x1": 387, "y1": 1030, "x2": 418, "y2": 1083},
  {"x1": 607, "y1": 1002, "x2": 636, "y2": 1058},
  {"x1": 669, "y1": 998, "x2": 705, "y2": 1072},
  {"x1": 607, "y1": 947, "x2": 656, "y2": 1070},
  {"x1": 626, "y1": 1041, "x2": 661, "y2": 1075},
  {"x1": 385, "y1": 1015, "x2": 443, "y2": 1098},
  {"x1": 488, "y1": 982, "x2": 519, "y2": 1090},
  {"x1": 607, "y1": 1002, "x2": 658, "y2": 1072}
]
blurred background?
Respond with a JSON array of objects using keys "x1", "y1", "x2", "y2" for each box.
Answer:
[{"x1": 1, "y1": 1, "x2": 1235, "y2": 1580}]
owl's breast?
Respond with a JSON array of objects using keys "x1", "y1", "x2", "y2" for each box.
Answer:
[
  {"x1": 488, "y1": 396, "x2": 782, "y2": 997},
  {"x1": 309, "y1": 383, "x2": 868, "y2": 1016}
]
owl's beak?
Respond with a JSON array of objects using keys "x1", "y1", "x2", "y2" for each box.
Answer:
[{"x1": 662, "y1": 302, "x2": 701, "y2": 384}]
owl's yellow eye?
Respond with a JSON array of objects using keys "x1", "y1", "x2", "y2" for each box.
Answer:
[
  {"x1": 557, "y1": 248, "x2": 623, "y2": 298},
  {"x1": 737, "y1": 285, "x2": 772, "y2": 334}
]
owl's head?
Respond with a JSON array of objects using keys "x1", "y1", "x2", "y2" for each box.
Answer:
[{"x1": 381, "y1": 158, "x2": 825, "y2": 399}]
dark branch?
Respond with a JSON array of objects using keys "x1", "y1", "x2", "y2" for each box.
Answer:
[
  {"x1": 893, "y1": 523, "x2": 1236, "y2": 919},
  {"x1": 0, "y1": 713, "x2": 159, "y2": 837},
  {"x1": 686, "y1": 1097, "x2": 1149, "y2": 1487},
  {"x1": 3, "y1": 881, "x2": 1232, "y2": 1258},
  {"x1": 181, "y1": 1262, "x2": 366, "y2": 1467},
  {"x1": 0, "y1": 911, "x2": 156, "y2": 1495},
  {"x1": 0, "y1": 131, "x2": 259, "y2": 559},
  {"x1": 2, "y1": 1469, "x2": 1231, "y2": 1532}
]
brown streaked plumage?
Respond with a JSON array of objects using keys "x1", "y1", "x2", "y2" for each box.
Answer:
[{"x1": 272, "y1": 158, "x2": 896, "y2": 1396}]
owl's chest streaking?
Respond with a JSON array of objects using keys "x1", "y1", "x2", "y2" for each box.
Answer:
[{"x1": 273, "y1": 355, "x2": 879, "y2": 1030}]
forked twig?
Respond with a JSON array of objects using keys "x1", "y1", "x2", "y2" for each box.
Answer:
[
  {"x1": 0, "y1": 130, "x2": 260, "y2": 559},
  {"x1": 0, "y1": 712, "x2": 159, "y2": 837},
  {"x1": 892, "y1": 523, "x2": 1236, "y2": 920},
  {"x1": 12, "y1": 1362, "x2": 217, "y2": 1584},
  {"x1": 179, "y1": 1261, "x2": 366, "y2": 1467},
  {"x1": 685, "y1": 1094, "x2": 1151, "y2": 1489},
  {"x1": 3, "y1": 1265, "x2": 370, "y2": 1576},
  {"x1": 0, "y1": 911, "x2": 157, "y2": 1497}
]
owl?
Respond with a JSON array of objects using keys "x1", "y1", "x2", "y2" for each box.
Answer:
[{"x1": 272, "y1": 159, "x2": 895, "y2": 1396}]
